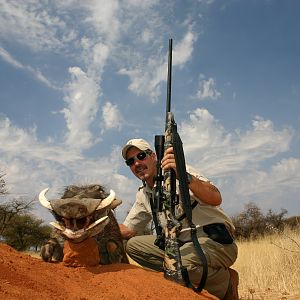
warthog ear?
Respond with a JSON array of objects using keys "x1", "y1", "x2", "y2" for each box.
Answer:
[
  {"x1": 95, "y1": 189, "x2": 116, "y2": 210},
  {"x1": 39, "y1": 188, "x2": 53, "y2": 210}
]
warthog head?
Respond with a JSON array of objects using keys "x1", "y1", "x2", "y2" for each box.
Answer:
[{"x1": 39, "y1": 184, "x2": 122, "y2": 243}]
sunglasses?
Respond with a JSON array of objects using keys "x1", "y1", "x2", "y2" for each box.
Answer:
[{"x1": 125, "y1": 151, "x2": 149, "y2": 166}]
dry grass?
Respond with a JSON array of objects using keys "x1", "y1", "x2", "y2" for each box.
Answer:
[{"x1": 233, "y1": 228, "x2": 300, "y2": 299}]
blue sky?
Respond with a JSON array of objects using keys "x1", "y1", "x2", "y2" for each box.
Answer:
[{"x1": 0, "y1": 0, "x2": 299, "y2": 223}]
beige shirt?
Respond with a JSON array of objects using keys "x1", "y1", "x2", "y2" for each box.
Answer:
[{"x1": 124, "y1": 165, "x2": 235, "y2": 242}]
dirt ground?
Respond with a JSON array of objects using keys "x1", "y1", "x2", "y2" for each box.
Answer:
[{"x1": 0, "y1": 243, "x2": 218, "y2": 300}]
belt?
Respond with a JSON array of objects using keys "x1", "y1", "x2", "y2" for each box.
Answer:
[{"x1": 179, "y1": 223, "x2": 234, "y2": 245}]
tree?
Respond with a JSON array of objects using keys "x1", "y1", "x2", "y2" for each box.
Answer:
[
  {"x1": 265, "y1": 208, "x2": 287, "y2": 231},
  {"x1": 231, "y1": 202, "x2": 288, "y2": 240},
  {"x1": 0, "y1": 171, "x2": 52, "y2": 250},
  {"x1": 232, "y1": 202, "x2": 265, "y2": 239},
  {"x1": 284, "y1": 216, "x2": 300, "y2": 229},
  {"x1": 0, "y1": 172, "x2": 7, "y2": 195},
  {"x1": 29, "y1": 223, "x2": 52, "y2": 251},
  {"x1": 2, "y1": 213, "x2": 52, "y2": 251},
  {"x1": 0, "y1": 198, "x2": 34, "y2": 236}
]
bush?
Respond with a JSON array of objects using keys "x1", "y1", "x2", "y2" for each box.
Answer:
[
  {"x1": 0, "y1": 172, "x2": 7, "y2": 195},
  {"x1": 232, "y1": 202, "x2": 288, "y2": 240}
]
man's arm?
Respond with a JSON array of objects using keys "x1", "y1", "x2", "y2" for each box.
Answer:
[
  {"x1": 187, "y1": 174, "x2": 222, "y2": 206},
  {"x1": 119, "y1": 224, "x2": 137, "y2": 240},
  {"x1": 161, "y1": 147, "x2": 222, "y2": 206}
]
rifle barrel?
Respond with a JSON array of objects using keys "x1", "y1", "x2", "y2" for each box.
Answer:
[{"x1": 165, "y1": 38, "x2": 173, "y2": 127}]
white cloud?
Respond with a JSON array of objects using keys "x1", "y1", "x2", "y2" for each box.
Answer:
[
  {"x1": 0, "y1": 116, "x2": 133, "y2": 222},
  {"x1": 141, "y1": 29, "x2": 154, "y2": 43},
  {"x1": 237, "y1": 158, "x2": 300, "y2": 197},
  {"x1": 126, "y1": 0, "x2": 159, "y2": 6},
  {"x1": 101, "y1": 102, "x2": 123, "y2": 132},
  {"x1": 61, "y1": 67, "x2": 101, "y2": 151},
  {"x1": 180, "y1": 108, "x2": 229, "y2": 153},
  {"x1": 0, "y1": 47, "x2": 56, "y2": 88},
  {"x1": 118, "y1": 29, "x2": 197, "y2": 102},
  {"x1": 198, "y1": 0, "x2": 215, "y2": 4},
  {"x1": 0, "y1": 1, "x2": 72, "y2": 51},
  {"x1": 0, "y1": 117, "x2": 38, "y2": 152},
  {"x1": 173, "y1": 31, "x2": 197, "y2": 67},
  {"x1": 178, "y1": 108, "x2": 298, "y2": 214},
  {"x1": 0, "y1": 117, "x2": 81, "y2": 164},
  {"x1": 180, "y1": 109, "x2": 293, "y2": 176},
  {"x1": 224, "y1": 156, "x2": 300, "y2": 215},
  {"x1": 195, "y1": 76, "x2": 221, "y2": 100},
  {"x1": 0, "y1": 116, "x2": 79, "y2": 199},
  {"x1": 238, "y1": 116, "x2": 292, "y2": 159},
  {"x1": 118, "y1": 58, "x2": 166, "y2": 103},
  {"x1": 81, "y1": 0, "x2": 120, "y2": 43},
  {"x1": 0, "y1": 47, "x2": 23, "y2": 68},
  {"x1": 92, "y1": 42, "x2": 110, "y2": 70}
]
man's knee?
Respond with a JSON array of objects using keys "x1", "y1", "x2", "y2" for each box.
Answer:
[
  {"x1": 126, "y1": 236, "x2": 140, "y2": 255},
  {"x1": 126, "y1": 235, "x2": 163, "y2": 261}
]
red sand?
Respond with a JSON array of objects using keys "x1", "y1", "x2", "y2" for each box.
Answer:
[{"x1": 0, "y1": 243, "x2": 218, "y2": 300}]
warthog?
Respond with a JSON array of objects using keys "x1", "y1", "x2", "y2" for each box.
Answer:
[{"x1": 39, "y1": 184, "x2": 128, "y2": 266}]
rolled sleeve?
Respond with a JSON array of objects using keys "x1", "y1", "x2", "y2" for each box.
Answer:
[
  {"x1": 123, "y1": 190, "x2": 152, "y2": 236},
  {"x1": 186, "y1": 165, "x2": 209, "y2": 183}
]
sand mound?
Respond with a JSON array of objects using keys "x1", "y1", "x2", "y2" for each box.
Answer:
[{"x1": 0, "y1": 243, "x2": 218, "y2": 299}]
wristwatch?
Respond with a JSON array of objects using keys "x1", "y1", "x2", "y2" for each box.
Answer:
[{"x1": 186, "y1": 172, "x2": 193, "y2": 184}]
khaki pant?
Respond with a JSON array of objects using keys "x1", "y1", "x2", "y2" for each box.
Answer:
[{"x1": 126, "y1": 230, "x2": 238, "y2": 299}]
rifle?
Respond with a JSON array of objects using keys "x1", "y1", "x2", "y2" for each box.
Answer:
[{"x1": 153, "y1": 39, "x2": 208, "y2": 292}]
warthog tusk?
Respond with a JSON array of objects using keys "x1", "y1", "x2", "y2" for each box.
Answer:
[
  {"x1": 96, "y1": 189, "x2": 116, "y2": 210},
  {"x1": 39, "y1": 188, "x2": 53, "y2": 210},
  {"x1": 87, "y1": 216, "x2": 109, "y2": 230},
  {"x1": 49, "y1": 221, "x2": 65, "y2": 231}
]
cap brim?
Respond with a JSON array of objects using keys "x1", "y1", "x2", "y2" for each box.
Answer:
[
  {"x1": 122, "y1": 139, "x2": 152, "y2": 159},
  {"x1": 122, "y1": 145, "x2": 134, "y2": 159}
]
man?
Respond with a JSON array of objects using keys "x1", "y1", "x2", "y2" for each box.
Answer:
[{"x1": 119, "y1": 138, "x2": 238, "y2": 299}]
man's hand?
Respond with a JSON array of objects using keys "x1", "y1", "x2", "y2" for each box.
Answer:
[
  {"x1": 161, "y1": 146, "x2": 222, "y2": 206},
  {"x1": 119, "y1": 224, "x2": 137, "y2": 240},
  {"x1": 161, "y1": 147, "x2": 178, "y2": 177}
]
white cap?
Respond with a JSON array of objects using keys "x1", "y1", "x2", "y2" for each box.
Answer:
[{"x1": 122, "y1": 138, "x2": 153, "y2": 159}]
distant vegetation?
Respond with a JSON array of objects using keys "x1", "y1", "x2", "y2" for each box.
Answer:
[
  {"x1": 0, "y1": 172, "x2": 52, "y2": 251},
  {"x1": 231, "y1": 202, "x2": 299, "y2": 240},
  {"x1": 0, "y1": 172, "x2": 7, "y2": 195}
]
